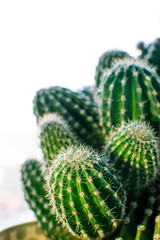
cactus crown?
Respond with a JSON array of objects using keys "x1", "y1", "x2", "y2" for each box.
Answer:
[
  {"x1": 95, "y1": 50, "x2": 132, "y2": 88},
  {"x1": 101, "y1": 59, "x2": 160, "y2": 135},
  {"x1": 106, "y1": 120, "x2": 160, "y2": 192}
]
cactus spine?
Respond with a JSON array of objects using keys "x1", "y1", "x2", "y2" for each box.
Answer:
[
  {"x1": 46, "y1": 145, "x2": 126, "y2": 239},
  {"x1": 106, "y1": 121, "x2": 159, "y2": 193},
  {"x1": 33, "y1": 86, "x2": 105, "y2": 150},
  {"x1": 101, "y1": 60, "x2": 160, "y2": 135}
]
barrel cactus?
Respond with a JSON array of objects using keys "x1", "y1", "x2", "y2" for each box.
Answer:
[
  {"x1": 45, "y1": 145, "x2": 126, "y2": 239},
  {"x1": 101, "y1": 59, "x2": 160, "y2": 135},
  {"x1": 105, "y1": 120, "x2": 160, "y2": 193}
]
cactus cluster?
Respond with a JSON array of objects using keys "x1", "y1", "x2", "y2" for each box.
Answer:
[{"x1": 21, "y1": 39, "x2": 160, "y2": 240}]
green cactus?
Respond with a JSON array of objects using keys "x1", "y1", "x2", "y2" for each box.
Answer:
[
  {"x1": 137, "y1": 38, "x2": 160, "y2": 76},
  {"x1": 21, "y1": 159, "x2": 79, "y2": 240},
  {"x1": 33, "y1": 86, "x2": 105, "y2": 150},
  {"x1": 101, "y1": 59, "x2": 160, "y2": 135},
  {"x1": 39, "y1": 113, "x2": 79, "y2": 167},
  {"x1": 95, "y1": 50, "x2": 132, "y2": 89},
  {"x1": 115, "y1": 179, "x2": 160, "y2": 240},
  {"x1": 45, "y1": 145, "x2": 126, "y2": 239},
  {"x1": 78, "y1": 85, "x2": 96, "y2": 103},
  {"x1": 106, "y1": 120, "x2": 159, "y2": 193},
  {"x1": 136, "y1": 41, "x2": 149, "y2": 59}
]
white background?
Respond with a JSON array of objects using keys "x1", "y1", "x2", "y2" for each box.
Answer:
[
  {"x1": 0, "y1": 0, "x2": 160, "y2": 230},
  {"x1": 0, "y1": 0, "x2": 160, "y2": 166}
]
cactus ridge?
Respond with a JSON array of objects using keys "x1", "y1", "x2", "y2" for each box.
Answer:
[
  {"x1": 46, "y1": 145, "x2": 126, "y2": 239},
  {"x1": 95, "y1": 50, "x2": 132, "y2": 88},
  {"x1": 106, "y1": 120, "x2": 160, "y2": 193},
  {"x1": 21, "y1": 159, "x2": 79, "y2": 240},
  {"x1": 101, "y1": 60, "x2": 160, "y2": 135},
  {"x1": 39, "y1": 113, "x2": 78, "y2": 166},
  {"x1": 33, "y1": 86, "x2": 105, "y2": 150}
]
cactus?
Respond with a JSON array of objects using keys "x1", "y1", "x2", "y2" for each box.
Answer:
[
  {"x1": 136, "y1": 41, "x2": 149, "y2": 59},
  {"x1": 20, "y1": 40, "x2": 160, "y2": 240},
  {"x1": 39, "y1": 113, "x2": 79, "y2": 167},
  {"x1": 21, "y1": 159, "x2": 79, "y2": 240},
  {"x1": 106, "y1": 120, "x2": 160, "y2": 193},
  {"x1": 78, "y1": 85, "x2": 96, "y2": 103},
  {"x1": 33, "y1": 86, "x2": 105, "y2": 150},
  {"x1": 137, "y1": 38, "x2": 160, "y2": 76},
  {"x1": 45, "y1": 145, "x2": 126, "y2": 239},
  {"x1": 101, "y1": 59, "x2": 160, "y2": 135},
  {"x1": 115, "y1": 178, "x2": 160, "y2": 240},
  {"x1": 95, "y1": 50, "x2": 132, "y2": 89},
  {"x1": 116, "y1": 182, "x2": 157, "y2": 240}
]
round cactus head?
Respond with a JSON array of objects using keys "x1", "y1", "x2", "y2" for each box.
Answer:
[
  {"x1": 46, "y1": 145, "x2": 126, "y2": 239},
  {"x1": 39, "y1": 113, "x2": 78, "y2": 166},
  {"x1": 101, "y1": 59, "x2": 160, "y2": 135},
  {"x1": 95, "y1": 49, "x2": 132, "y2": 88},
  {"x1": 106, "y1": 120, "x2": 160, "y2": 193}
]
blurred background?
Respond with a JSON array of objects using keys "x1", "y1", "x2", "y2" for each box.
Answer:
[{"x1": 0, "y1": 0, "x2": 160, "y2": 231}]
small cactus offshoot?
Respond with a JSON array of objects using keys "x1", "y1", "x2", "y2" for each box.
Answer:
[{"x1": 46, "y1": 145, "x2": 126, "y2": 239}]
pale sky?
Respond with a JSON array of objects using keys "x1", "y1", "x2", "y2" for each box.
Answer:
[{"x1": 0, "y1": 0, "x2": 160, "y2": 165}]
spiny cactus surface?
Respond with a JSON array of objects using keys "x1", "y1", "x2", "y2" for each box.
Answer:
[
  {"x1": 33, "y1": 86, "x2": 105, "y2": 150},
  {"x1": 39, "y1": 113, "x2": 78, "y2": 167},
  {"x1": 21, "y1": 159, "x2": 79, "y2": 240},
  {"x1": 106, "y1": 121, "x2": 159, "y2": 193},
  {"x1": 95, "y1": 50, "x2": 132, "y2": 88},
  {"x1": 46, "y1": 145, "x2": 126, "y2": 239},
  {"x1": 115, "y1": 179, "x2": 160, "y2": 240},
  {"x1": 101, "y1": 60, "x2": 160, "y2": 135}
]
